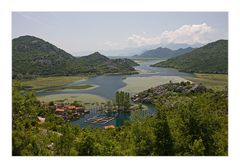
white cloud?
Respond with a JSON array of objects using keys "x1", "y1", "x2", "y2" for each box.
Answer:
[
  {"x1": 127, "y1": 34, "x2": 161, "y2": 47},
  {"x1": 127, "y1": 23, "x2": 214, "y2": 46}
]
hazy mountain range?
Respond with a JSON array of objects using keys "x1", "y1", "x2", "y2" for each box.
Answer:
[{"x1": 73, "y1": 43, "x2": 204, "y2": 57}]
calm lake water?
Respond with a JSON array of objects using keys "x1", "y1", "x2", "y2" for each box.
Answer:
[
  {"x1": 37, "y1": 59, "x2": 193, "y2": 128},
  {"x1": 38, "y1": 60, "x2": 192, "y2": 99}
]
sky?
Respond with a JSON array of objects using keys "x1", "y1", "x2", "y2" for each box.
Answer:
[{"x1": 12, "y1": 12, "x2": 228, "y2": 56}]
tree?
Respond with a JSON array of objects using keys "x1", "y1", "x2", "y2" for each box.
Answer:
[
  {"x1": 154, "y1": 105, "x2": 174, "y2": 156},
  {"x1": 12, "y1": 81, "x2": 227, "y2": 156},
  {"x1": 49, "y1": 101, "x2": 54, "y2": 106},
  {"x1": 189, "y1": 138, "x2": 205, "y2": 156},
  {"x1": 115, "y1": 91, "x2": 130, "y2": 112},
  {"x1": 106, "y1": 101, "x2": 112, "y2": 112}
]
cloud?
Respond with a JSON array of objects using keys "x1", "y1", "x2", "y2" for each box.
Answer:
[
  {"x1": 127, "y1": 23, "x2": 214, "y2": 46},
  {"x1": 127, "y1": 34, "x2": 161, "y2": 47}
]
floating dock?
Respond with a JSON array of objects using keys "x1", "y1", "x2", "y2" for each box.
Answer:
[{"x1": 85, "y1": 116, "x2": 115, "y2": 124}]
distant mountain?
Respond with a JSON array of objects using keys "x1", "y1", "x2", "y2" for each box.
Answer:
[
  {"x1": 74, "y1": 43, "x2": 204, "y2": 57},
  {"x1": 75, "y1": 52, "x2": 139, "y2": 74},
  {"x1": 78, "y1": 52, "x2": 109, "y2": 64},
  {"x1": 152, "y1": 40, "x2": 228, "y2": 74},
  {"x1": 111, "y1": 58, "x2": 139, "y2": 67},
  {"x1": 163, "y1": 43, "x2": 204, "y2": 50},
  {"x1": 73, "y1": 44, "x2": 160, "y2": 57},
  {"x1": 132, "y1": 47, "x2": 194, "y2": 59},
  {"x1": 12, "y1": 36, "x2": 138, "y2": 79}
]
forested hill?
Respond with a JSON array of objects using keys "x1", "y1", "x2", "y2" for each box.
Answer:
[
  {"x1": 132, "y1": 47, "x2": 194, "y2": 59},
  {"x1": 12, "y1": 36, "x2": 138, "y2": 79},
  {"x1": 12, "y1": 35, "x2": 74, "y2": 78},
  {"x1": 152, "y1": 40, "x2": 228, "y2": 74},
  {"x1": 75, "y1": 52, "x2": 139, "y2": 75}
]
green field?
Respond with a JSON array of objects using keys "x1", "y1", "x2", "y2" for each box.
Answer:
[
  {"x1": 183, "y1": 73, "x2": 228, "y2": 90},
  {"x1": 37, "y1": 93, "x2": 107, "y2": 104},
  {"x1": 21, "y1": 76, "x2": 87, "y2": 90},
  {"x1": 119, "y1": 76, "x2": 188, "y2": 94},
  {"x1": 44, "y1": 84, "x2": 97, "y2": 92}
]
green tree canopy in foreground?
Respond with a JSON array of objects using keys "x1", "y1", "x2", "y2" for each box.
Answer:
[{"x1": 12, "y1": 82, "x2": 228, "y2": 156}]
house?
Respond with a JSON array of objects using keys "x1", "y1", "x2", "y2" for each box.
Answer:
[
  {"x1": 104, "y1": 125, "x2": 115, "y2": 129},
  {"x1": 67, "y1": 105, "x2": 76, "y2": 110},
  {"x1": 55, "y1": 108, "x2": 65, "y2": 113},
  {"x1": 37, "y1": 116, "x2": 45, "y2": 124}
]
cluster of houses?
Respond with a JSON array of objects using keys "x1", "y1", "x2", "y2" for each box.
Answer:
[
  {"x1": 37, "y1": 103, "x2": 90, "y2": 123},
  {"x1": 38, "y1": 101, "x2": 116, "y2": 129},
  {"x1": 55, "y1": 104, "x2": 90, "y2": 121}
]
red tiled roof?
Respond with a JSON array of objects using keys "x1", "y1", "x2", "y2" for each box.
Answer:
[
  {"x1": 55, "y1": 108, "x2": 64, "y2": 112},
  {"x1": 104, "y1": 125, "x2": 115, "y2": 129},
  {"x1": 67, "y1": 106, "x2": 76, "y2": 110}
]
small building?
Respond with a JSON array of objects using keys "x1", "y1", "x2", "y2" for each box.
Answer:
[
  {"x1": 68, "y1": 105, "x2": 76, "y2": 110},
  {"x1": 65, "y1": 105, "x2": 76, "y2": 110},
  {"x1": 37, "y1": 116, "x2": 45, "y2": 124},
  {"x1": 55, "y1": 108, "x2": 64, "y2": 113},
  {"x1": 104, "y1": 125, "x2": 115, "y2": 129}
]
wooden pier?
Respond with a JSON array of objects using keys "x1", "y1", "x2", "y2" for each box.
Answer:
[{"x1": 85, "y1": 116, "x2": 115, "y2": 124}]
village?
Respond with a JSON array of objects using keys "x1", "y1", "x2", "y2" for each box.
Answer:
[
  {"x1": 36, "y1": 102, "x2": 89, "y2": 123},
  {"x1": 37, "y1": 100, "x2": 120, "y2": 129},
  {"x1": 54, "y1": 104, "x2": 89, "y2": 121},
  {"x1": 35, "y1": 91, "x2": 148, "y2": 130}
]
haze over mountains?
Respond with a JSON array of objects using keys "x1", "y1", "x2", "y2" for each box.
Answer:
[
  {"x1": 73, "y1": 45, "x2": 158, "y2": 57},
  {"x1": 12, "y1": 35, "x2": 138, "y2": 79},
  {"x1": 73, "y1": 43, "x2": 204, "y2": 57},
  {"x1": 163, "y1": 43, "x2": 204, "y2": 50}
]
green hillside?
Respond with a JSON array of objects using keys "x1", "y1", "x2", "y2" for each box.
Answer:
[
  {"x1": 12, "y1": 35, "x2": 74, "y2": 78},
  {"x1": 74, "y1": 52, "x2": 139, "y2": 75},
  {"x1": 152, "y1": 40, "x2": 228, "y2": 74},
  {"x1": 132, "y1": 47, "x2": 194, "y2": 59},
  {"x1": 12, "y1": 36, "x2": 138, "y2": 79},
  {"x1": 112, "y1": 58, "x2": 139, "y2": 67}
]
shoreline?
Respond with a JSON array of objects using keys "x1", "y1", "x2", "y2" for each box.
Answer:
[
  {"x1": 37, "y1": 93, "x2": 108, "y2": 104},
  {"x1": 42, "y1": 84, "x2": 99, "y2": 92}
]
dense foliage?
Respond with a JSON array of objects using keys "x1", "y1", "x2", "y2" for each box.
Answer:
[
  {"x1": 12, "y1": 82, "x2": 227, "y2": 156},
  {"x1": 12, "y1": 36, "x2": 138, "y2": 79},
  {"x1": 152, "y1": 40, "x2": 228, "y2": 74},
  {"x1": 133, "y1": 47, "x2": 194, "y2": 59},
  {"x1": 115, "y1": 91, "x2": 131, "y2": 111},
  {"x1": 112, "y1": 58, "x2": 139, "y2": 67}
]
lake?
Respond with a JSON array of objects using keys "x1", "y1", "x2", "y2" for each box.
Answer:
[
  {"x1": 37, "y1": 60, "x2": 193, "y2": 99},
  {"x1": 37, "y1": 59, "x2": 193, "y2": 128}
]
